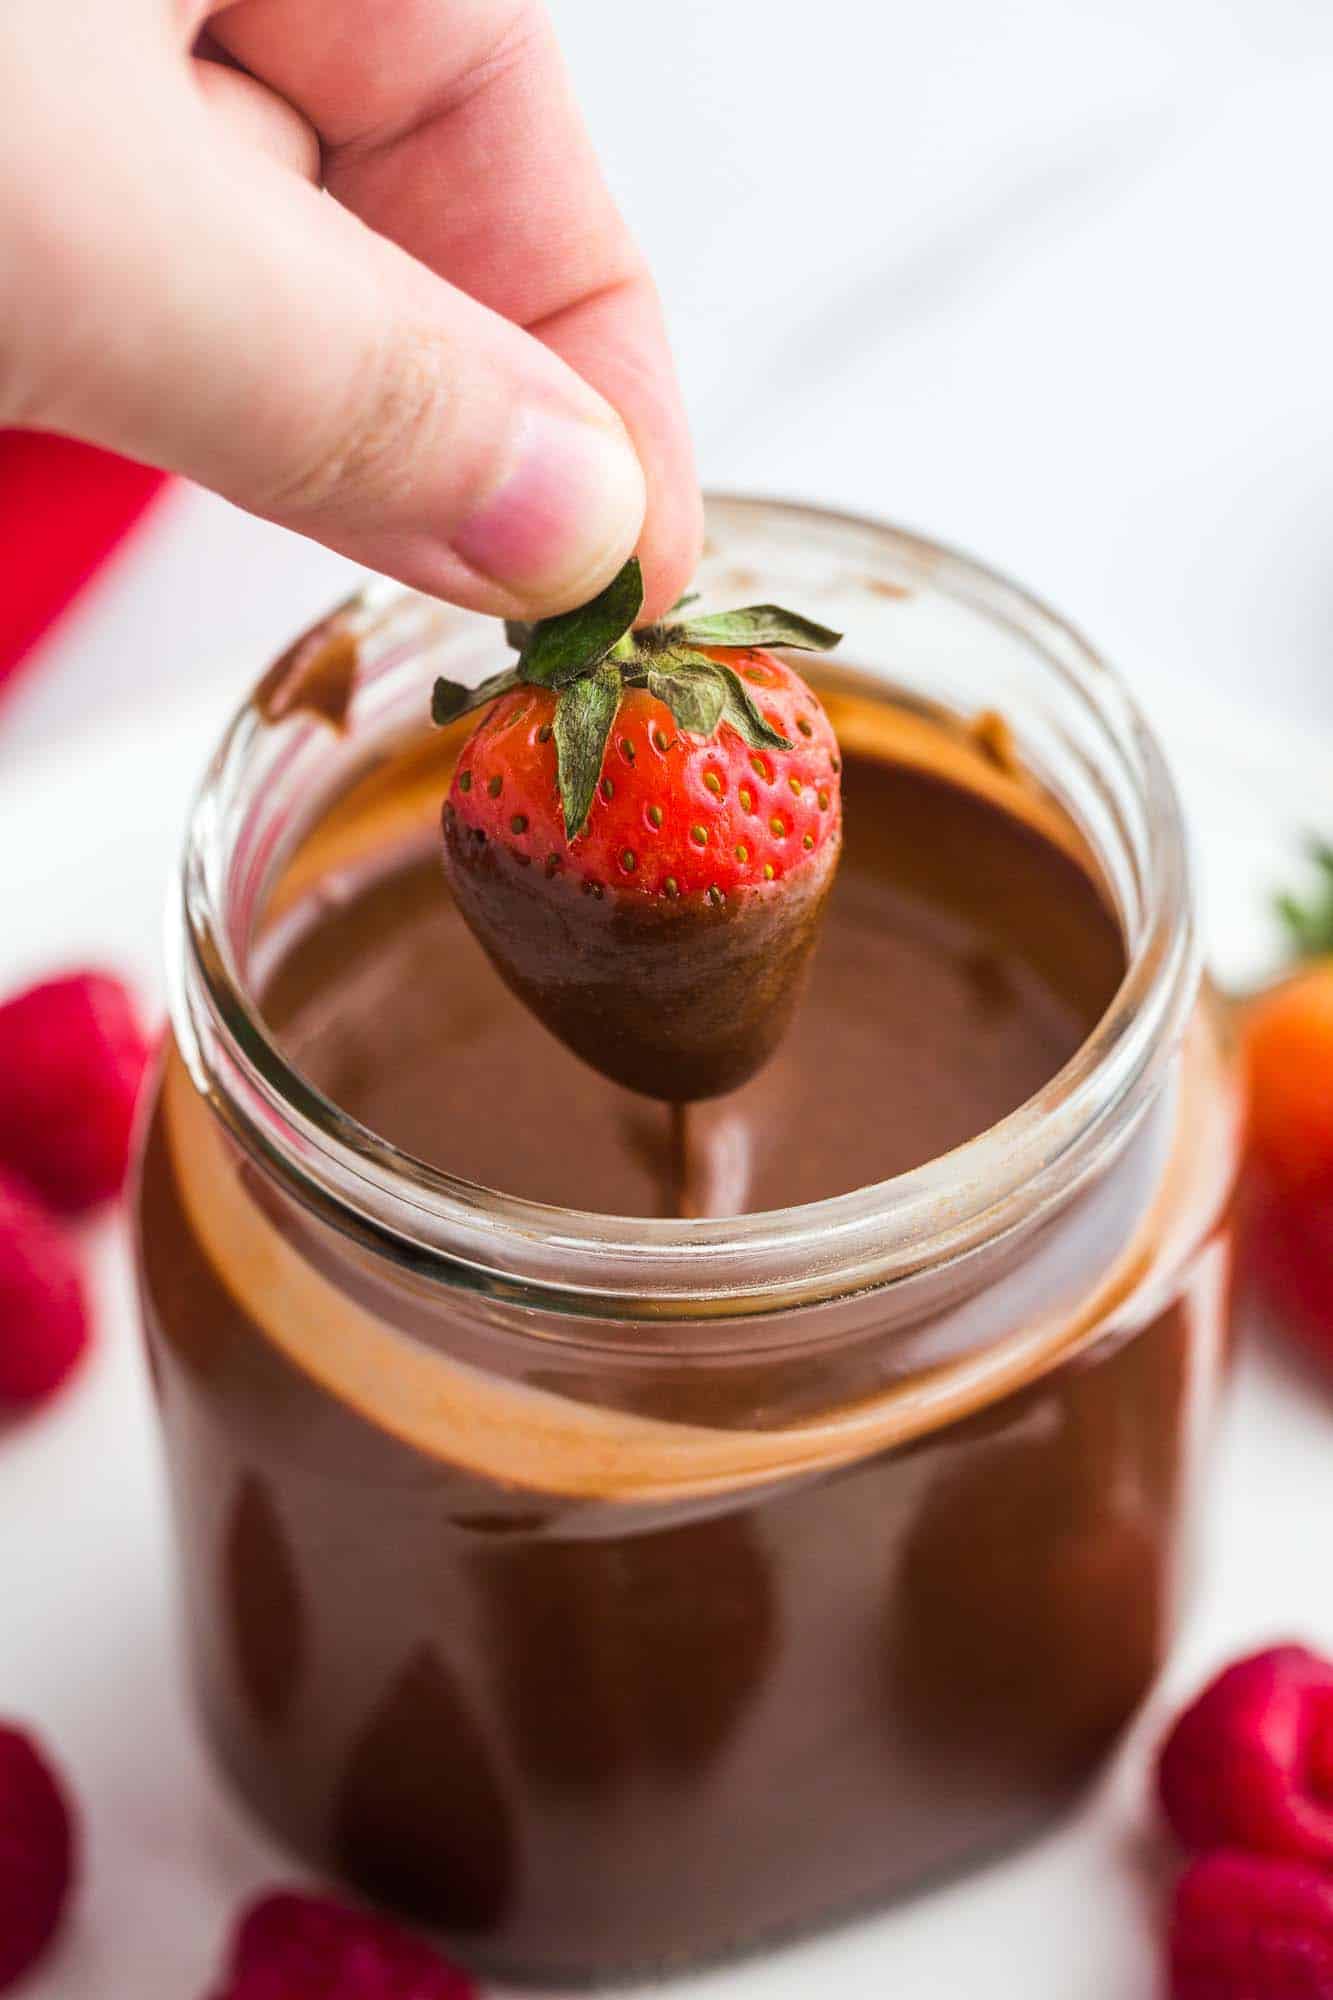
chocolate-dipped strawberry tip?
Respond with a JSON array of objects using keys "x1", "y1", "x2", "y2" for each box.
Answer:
[{"x1": 432, "y1": 558, "x2": 844, "y2": 1102}]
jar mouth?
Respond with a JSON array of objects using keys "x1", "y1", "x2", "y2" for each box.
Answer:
[{"x1": 172, "y1": 494, "x2": 1199, "y2": 1313}]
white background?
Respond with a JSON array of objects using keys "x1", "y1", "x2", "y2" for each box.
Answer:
[{"x1": 2, "y1": 2, "x2": 1332, "y2": 1995}]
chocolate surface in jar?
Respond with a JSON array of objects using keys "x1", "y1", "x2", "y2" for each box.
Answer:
[
  {"x1": 258, "y1": 703, "x2": 1124, "y2": 1216},
  {"x1": 135, "y1": 502, "x2": 1241, "y2": 1981}
]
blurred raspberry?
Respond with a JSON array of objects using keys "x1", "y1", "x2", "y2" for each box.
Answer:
[
  {"x1": 0, "y1": 972, "x2": 150, "y2": 1213},
  {"x1": 0, "y1": 1170, "x2": 89, "y2": 1406},
  {"x1": 0, "y1": 1725, "x2": 75, "y2": 1991},
  {"x1": 1158, "y1": 1645, "x2": 1333, "y2": 1862},
  {"x1": 211, "y1": 1890, "x2": 476, "y2": 1999},
  {"x1": 1170, "y1": 1851, "x2": 1333, "y2": 1999}
]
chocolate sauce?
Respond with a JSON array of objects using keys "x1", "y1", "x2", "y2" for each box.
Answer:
[
  {"x1": 135, "y1": 707, "x2": 1236, "y2": 1980},
  {"x1": 441, "y1": 809, "x2": 838, "y2": 1104},
  {"x1": 260, "y1": 749, "x2": 1123, "y2": 1215},
  {"x1": 256, "y1": 601, "x2": 362, "y2": 731}
]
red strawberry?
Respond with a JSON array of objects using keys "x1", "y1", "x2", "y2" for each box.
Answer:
[
  {"x1": 1237, "y1": 847, "x2": 1333, "y2": 1361},
  {"x1": 0, "y1": 972, "x2": 151, "y2": 1213},
  {"x1": 0, "y1": 1170, "x2": 90, "y2": 1407},
  {"x1": 433, "y1": 560, "x2": 843, "y2": 1100},
  {"x1": 0, "y1": 1724, "x2": 76, "y2": 1992}
]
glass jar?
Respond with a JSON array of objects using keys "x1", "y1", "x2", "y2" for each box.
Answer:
[{"x1": 134, "y1": 497, "x2": 1240, "y2": 1982}]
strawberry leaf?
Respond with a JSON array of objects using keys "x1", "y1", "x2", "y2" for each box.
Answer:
[
  {"x1": 645, "y1": 653, "x2": 727, "y2": 737},
  {"x1": 1277, "y1": 839, "x2": 1333, "y2": 958},
  {"x1": 670, "y1": 605, "x2": 842, "y2": 653},
  {"x1": 518, "y1": 557, "x2": 644, "y2": 689},
  {"x1": 715, "y1": 662, "x2": 793, "y2": 750},
  {"x1": 553, "y1": 664, "x2": 621, "y2": 839},
  {"x1": 431, "y1": 665, "x2": 523, "y2": 726}
]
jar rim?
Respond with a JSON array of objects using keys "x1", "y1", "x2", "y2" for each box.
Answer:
[{"x1": 172, "y1": 494, "x2": 1199, "y2": 1314}]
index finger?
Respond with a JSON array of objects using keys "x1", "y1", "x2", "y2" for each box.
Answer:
[{"x1": 207, "y1": 0, "x2": 703, "y2": 619}]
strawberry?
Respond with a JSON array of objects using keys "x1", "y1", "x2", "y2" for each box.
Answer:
[
  {"x1": 1240, "y1": 845, "x2": 1333, "y2": 1359},
  {"x1": 433, "y1": 560, "x2": 843, "y2": 1099}
]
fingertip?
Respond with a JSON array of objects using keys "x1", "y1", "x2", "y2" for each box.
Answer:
[
  {"x1": 637, "y1": 478, "x2": 707, "y2": 623},
  {"x1": 530, "y1": 276, "x2": 703, "y2": 622},
  {"x1": 450, "y1": 402, "x2": 647, "y2": 617}
]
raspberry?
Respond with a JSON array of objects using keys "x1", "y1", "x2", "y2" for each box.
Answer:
[
  {"x1": 0, "y1": 1725, "x2": 75, "y2": 1991},
  {"x1": 1158, "y1": 1645, "x2": 1333, "y2": 1862},
  {"x1": 0, "y1": 972, "x2": 150, "y2": 1213},
  {"x1": 1170, "y1": 1852, "x2": 1333, "y2": 1999},
  {"x1": 0, "y1": 1171, "x2": 89, "y2": 1406},
  {"x1": 211, "y1": 1890, "x2": 477, "y2": 1999}
]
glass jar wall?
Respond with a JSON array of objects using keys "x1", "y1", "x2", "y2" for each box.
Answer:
[{"x1": 134, "y1": 499, "x2": 1240, "y2": 1981}]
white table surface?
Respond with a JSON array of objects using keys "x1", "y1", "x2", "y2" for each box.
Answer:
[{"x1": 3, "y1": 1, "x2": 1333, "y2": 1990}]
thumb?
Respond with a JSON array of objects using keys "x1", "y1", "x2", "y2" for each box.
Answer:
[{"x1": 10, "y1": 122, "x2": 648, "y2": 619}]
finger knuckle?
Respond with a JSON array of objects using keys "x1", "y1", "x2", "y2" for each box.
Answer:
[{"x1": 260, "y1": 322, "x2": 460, "y2": 521}]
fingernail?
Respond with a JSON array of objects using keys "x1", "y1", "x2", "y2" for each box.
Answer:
[{"x1": 453, "y1": 405, "x2": 646, "y2": 608}]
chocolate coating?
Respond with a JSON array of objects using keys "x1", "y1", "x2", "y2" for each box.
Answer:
[{"x1": 442, "y1": 810, "x2": 839, "y2": 1102}]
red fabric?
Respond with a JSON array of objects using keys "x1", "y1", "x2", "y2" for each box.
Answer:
[{"x1": 0, "y1": 432, "x2": 168, "y2": 697}]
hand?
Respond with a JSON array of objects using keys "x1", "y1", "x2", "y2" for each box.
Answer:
[{"x1": 0, "y1": 1, "x2": 702, "y2": 620}]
